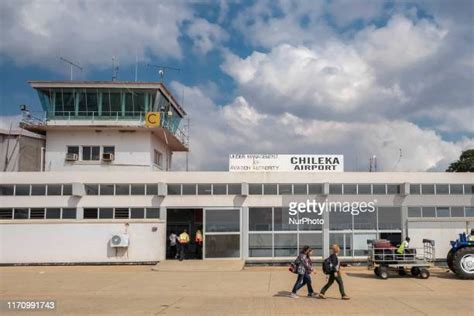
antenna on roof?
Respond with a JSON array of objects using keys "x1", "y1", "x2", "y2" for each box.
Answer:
[
  {"x1": 60, "y1": 57, "x2": 83, "y2": 81},
  {"x1": 147, "y1": 64, "x2": 180, "y2": 82},
  {"x1": 112, "y1": 56, "x2": 119, "y2": 81},
  {"x1": 369, "y1": 155, "x2": 378, "y2": 172}
]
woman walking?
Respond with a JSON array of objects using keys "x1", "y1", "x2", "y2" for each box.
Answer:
[
  {"x1": 290, "y1": 245, "x2": 315, "y2": 298},
  {"x1": 319, "y1": 244, "x2": 350, "y2": 300}
]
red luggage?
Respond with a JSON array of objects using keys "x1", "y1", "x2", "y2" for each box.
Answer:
[{"x1": 373, "y1": 239, "x2": 395, "y2": 249}]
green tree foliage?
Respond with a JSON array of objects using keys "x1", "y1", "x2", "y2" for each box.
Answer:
[{"x1": 446, "y1": 149, "x2": 474, "y2": 172}]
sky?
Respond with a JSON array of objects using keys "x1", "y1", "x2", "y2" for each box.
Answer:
[{"x1": 0, "y1": 0, "x2": 473, "y2": 172}]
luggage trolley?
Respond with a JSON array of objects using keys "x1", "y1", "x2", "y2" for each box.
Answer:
[{"x1": 367, "y1": 239, "x2": 435, "y2": 280}]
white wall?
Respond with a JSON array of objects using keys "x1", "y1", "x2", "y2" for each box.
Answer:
[
  {"x1": 45, "y1": 130, "x2": 156, "y2": 171},
  {"x1": 0, "y1": 220, "x2": 166, "y2": 264},
  {"x1": 150, "y1": 131, "x2": 172, "y2": 170},
  {"x1": 408, "y1": 220, "x2": 472, "y2": 259}
]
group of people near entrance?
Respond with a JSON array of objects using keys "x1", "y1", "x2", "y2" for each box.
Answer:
[
  {"x1": 290, "y1": 244, "x2": 350, "y2": 300},
  {"x1": 168, "y1": 229, "x2": 203, "y2": 261}
]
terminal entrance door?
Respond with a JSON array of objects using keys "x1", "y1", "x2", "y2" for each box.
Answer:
[
  {"x1": 203, "y1": 208, "x2": 241, "y2": 259},
  {"x1": 166, "y1": 209, "x2": 203, "y2": 259}
]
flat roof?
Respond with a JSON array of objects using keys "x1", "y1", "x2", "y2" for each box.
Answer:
[{"x1": 28, "y1": 80, "x2": 186, "y2": 117}]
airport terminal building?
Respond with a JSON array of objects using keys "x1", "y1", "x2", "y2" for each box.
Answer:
[{"x1": 1, "y1": 81, "x2": 473, "y2": 265}]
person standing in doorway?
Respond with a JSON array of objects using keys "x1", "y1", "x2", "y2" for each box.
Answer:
[
  {"x1": 178, "y1": 229, "x2": 190, "y2": 261},
  {"x1": 319, "y1": 244, "x2": 350, "y2": 300},
  {"x1": 195, "y1": 229, "x2": 203, "y2": 259},
  {"x1": 168, "y1": 231, "x2": 178, "y2": 259}
]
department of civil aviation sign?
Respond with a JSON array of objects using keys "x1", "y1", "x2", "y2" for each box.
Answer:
[{"x1": 229, "y1": 154, "x2": 344, "y2": 172}]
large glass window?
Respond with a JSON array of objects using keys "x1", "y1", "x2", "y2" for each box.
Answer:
[
  {"x1": 421, "y1": 184, "x2": 435, "y2": 194},
  {"x1": 227, "y1": 184, "x2": 241, "y2": 195},
  {"x1": 299, "y1": 233, "x2": 323, "y2": 257},
  {"x1": 358, "y1": 184, "x2": 371, "y2": 194},
  {"x1": 464, "y1": 184, "x2": 473, "y2": 194},
  {"x1": 465, "y1": 207, "x2": 474, "y2": 217},
  {"x1": 31, "y1": 184, "x2": 46, "y2": 195},
  {"x1": 0, "y1": 185, "x2": 14, "y2": 195},
  {"x1": 15, "y1": 185, "x2": 30, "y2": 196},
  {"x1": 450, "y1": 184, "x2": 463, "y2": 195},
  {"x1": 387, "y1": 185, "x2": 400, "y2": 194},
  {"x1": 372, "y1": 184, "x2": 386, "y2": 194},
  {"x1": 329, "y1": 233, "x2": 352, "y2": 256},
  {"x1": 47, "y1": 184, "x2": 62, "y2": 196},
  {"x1": 451, "y1": 207, "x2": 464, "y2": 217},
  {"x1": 182, "y1": 184, "x2": 196, "y2": 195},
  {"x1": 408, "y1": 207, "x2": 421, "y2": 218},
  {"x1": 249, "y1": 234, "x2": 272, "y2": 257},
  {"x1": 82, "y1": 146, "x2": 100, "y2": 161},
  {"x1": 99, "y1": 208, "x2": 113, "y2": 219},
  {"x1": 62, "y1": 208, "x2": 76, "y2": 219},
  {"x1": 278, "y1": 184, "x2": 292, "y2": 195},
  {"x1": 130, "y1": 208, "x2": 145, "y2": 219},
  {"x1": 299, "y1": 207, "x2": 323, "y2": 231},
  {"x1": 249, "y1": 207, "x2": 272, "y2": 231},
  {"x1": 343, "y1": 184, "x2": 357, "y2": 194},
  {"x1": 84, "y1": 208, "x2": 98, "y2": 219},
  {"x1": 353, "y1": 233, "x2": 376, "y2": 256},
  {"x1": 329, "y1": 206, "x2": 352, "y2": 230},
  {"x1": 308, "y1": 184, "x2": 322, "y2": 195},
  {"x1": 46, "y1": 208, "x2": 61, "y2": 219},
  {"x1": 353, "y1": 208, "x2": 376, "y2": 230},
  {"x1": 274, "y1": 233, "x2": 297, "y2": 257},
  {"x1": 436, "y1": 184, "x2": 449, "y2": 195},
  {"x1": 167, "y1": 184, "x2": 181, "y2": 195},
  {"x1": 14, "y1": 208, "x2": 29, "y2": 219},
  {"x1": 146, "y1": 208, "x2": 160, "y2": 218},
  {"x1": 329, "y1": 184, "x2": 342, "y2": 194},
  {"x1": 205, "y1": 235, "x2": 240, "y2": 258},
  {"x1": 410, "y1": 184, "x2": 420, "y2": 195},
  {"x1": 63, "y1": 184, "x2": 72, "y2": 195},
  {"x1": 263, "y1": 184, "x2": 277, "y2": 195},
  {"x1": 378, "y1": 207, "x2": 401, "y2": 230},
  {"x1": 198, "y1": 184, "x2": 212, "y2": 195},
  {"x1": 274, "y1": 207, "x2": 297, "y2": 231},
  {"x1": 115, "y1": 184, "x2": 130, "y2": 195},
  {"x1": 146, "y1": 184, "x2": 158, "y2": 195},
  {"x1": 206, "y1": 209, "x2": 240, "y2": 232},
  {"x1": 249, "y1": 184, "x2": 263, "y2": 195},
  {"x1": 85, "y1": 184, "x2": 99, "y2": 195},
  {"x1": 293, "y1": 184, "x2": 307, "y2": 195},
  {"x1": 422, "y1": 207, "x2": 436, "y2": 217},
  {"x1": 100, "y1": 184, "x2": 114, "y2": 195},
  {"x1": 131, "y1": 184, "x2": 145, "y2": 195},
  {"x1": 436, "y1": 207, "x2": 450, "y2": 217},
  {"x1": 213, "y1": 184, "x2": 226, "y2": 195}
]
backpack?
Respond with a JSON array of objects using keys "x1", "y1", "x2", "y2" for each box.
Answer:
[
  {"x1": 322, "y1": 257, "x2": 335, "y2": 275},
  {"x1": 289, "y1": 255, "x2": 305, "y2": 274}
]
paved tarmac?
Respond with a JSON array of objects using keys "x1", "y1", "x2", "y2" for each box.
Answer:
[{"x1": 0, "y1": 265, "x2": 473, "y2": 315}]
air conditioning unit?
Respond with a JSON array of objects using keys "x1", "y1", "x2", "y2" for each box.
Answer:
[
  {"x1": 110, "y1": 234, "x2": 129, "y2": 248},
  {"x1": 65, "y1": 153, "x2": 78, "y2": 161},
  {"x1": 102, "y1": 153, "x2": 114, "y2": 161}
]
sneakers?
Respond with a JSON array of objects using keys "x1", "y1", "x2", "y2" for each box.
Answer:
[
  {"x1": 307, "y1": 293, "x2": 317, "y2": 297},
  {"x1": 290, "y1": 293, "x2": 299, "y2": 299},
  {"x1": 318, "y1": 294, "x2": 327, "y2": 299},
  {"x1": 342, "y1": 296, "x2": 351, "y2": 300}
]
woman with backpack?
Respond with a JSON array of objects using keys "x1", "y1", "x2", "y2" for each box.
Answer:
[
  {"x1": 290, "y1": 245, "x2": 315, "y2": 298},
  {"x1": 319, "y1": 244, "x2": 350, "y2": 300}
]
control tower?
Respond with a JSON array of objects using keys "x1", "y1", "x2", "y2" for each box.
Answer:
[{"x1": 21, "y1": 81, "x2": 188, "y2": 171}]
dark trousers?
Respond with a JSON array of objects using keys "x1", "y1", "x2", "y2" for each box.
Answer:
[
  {"x1": 320, "y1": 272, "x2": 346, "y2": 297},
  {"x1": 291, "y1": 273, "x2": 314, "y2": 294},
  {"x1": 196, "y1": 243, "x2": 202, "y2": 259},
  {"x1": 169, "y1": 245, "x2": 177, "y2": 259},
  {"x1": 179, "y1": 243, "x2": 188, "y2": 261}
]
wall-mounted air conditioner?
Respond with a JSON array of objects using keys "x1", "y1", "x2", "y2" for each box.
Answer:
[
  {"x1": 65, "y1": 153, "x2": 78, "y2": 161},
  {"x1": 110, "y1": 234, "x2": 129, "y2": 248},
  {"x1": 102, "y1": 153, "x2": 114, "y2": 162}
]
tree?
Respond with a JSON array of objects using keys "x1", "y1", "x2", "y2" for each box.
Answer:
[{"x1": 446, "y1": 149, "x2": 474, "y2": 172}]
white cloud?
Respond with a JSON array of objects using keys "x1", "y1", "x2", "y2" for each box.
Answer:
[
  {"x1": 186, "y1": 18, "x2": 228, "y2": 54},
  {"x1": 171, "y1": 82, "x2": 471, "y2": 172},
  {"x1": 0, "y1": 0, "x2": 225, "y2": 71}
]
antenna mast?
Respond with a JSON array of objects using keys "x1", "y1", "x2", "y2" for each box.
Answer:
[
  {"x1": 60, "y1": 57, "x2": 83, "y2": 80},
  {"x1": 112, "y1": 56, "x2": 119, "y2": 81},
  {"x1": 147, "y1": 64, "x2": 180, "y2": 82}
]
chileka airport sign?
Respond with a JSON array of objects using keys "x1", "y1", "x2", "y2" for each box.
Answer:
[
  {"x1": 229, "y1": 154, "x2": 344, "y2": 172},
  {"x1": 145, "y1": 112, "x2": 161, "y2": 127}
]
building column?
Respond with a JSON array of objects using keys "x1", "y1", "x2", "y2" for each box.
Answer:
[
  {"x1": 241, "y1": 206, "x2": 249, "y2": 260},
  {"x1": 323, "y1": 207, "x2": 330, "y2": 258},
  {"x1": 76, "y1": 207, "x2": 84, "y2": 220},
  {"x1": 401, "y1": 205, "x2": 408, "y2": 240}
]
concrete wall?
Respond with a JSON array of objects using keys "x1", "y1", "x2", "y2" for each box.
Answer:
[
  {"x1": 0, "y1": 135, "x2": 44, "y2": 172},
  {"x1": 45, "y1": 130, "x2": 172, "y2": 171},
  {"x1": 0, "y1": 220, "x2": 166, "y2": 264},
  {"x1": 408, "y1": 220, "x2": 474, "y2": 259}
]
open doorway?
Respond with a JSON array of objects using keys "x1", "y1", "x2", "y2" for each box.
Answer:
[{"x1": 166, "y1": 209, "x2": 203, "y2": 259}]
